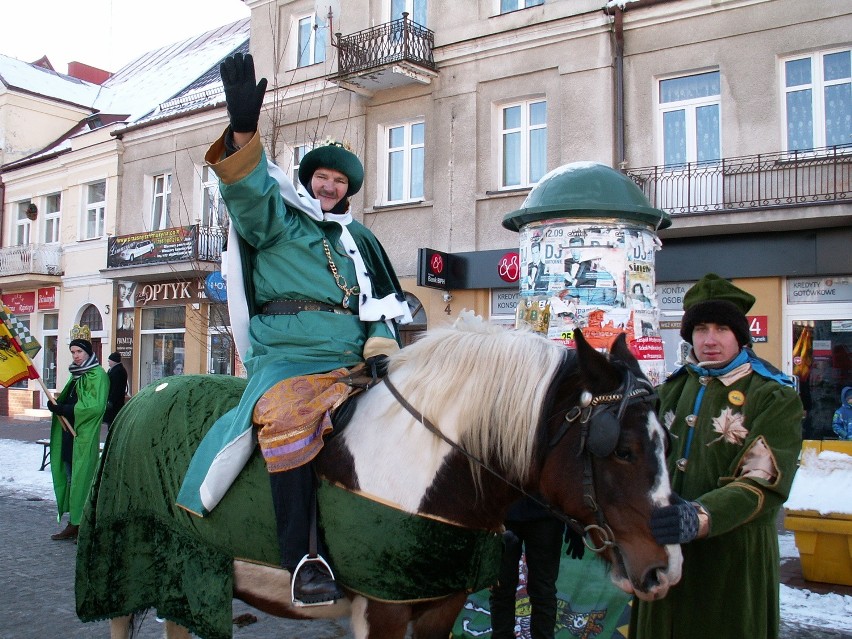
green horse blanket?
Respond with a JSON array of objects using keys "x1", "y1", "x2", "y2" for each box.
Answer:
[{"x1": 76, "y1": 375, "x2": 503, "y2": 639}]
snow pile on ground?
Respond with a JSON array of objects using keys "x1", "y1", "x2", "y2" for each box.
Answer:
[{"x1": 786, "y1": 450, "x2": 852, "y2": 515}]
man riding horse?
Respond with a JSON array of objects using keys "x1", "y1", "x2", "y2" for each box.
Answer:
[{"x1": 176, "y1": 53, "x2": 411, "y2": 605}]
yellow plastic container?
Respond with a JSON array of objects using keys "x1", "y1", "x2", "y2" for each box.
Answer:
[
  {"x1": 784, "y1": 511, "x2": 852, "y2": 586},
  {"x1": 785, "y1": 441, "x2": 852, "y2": 586}
]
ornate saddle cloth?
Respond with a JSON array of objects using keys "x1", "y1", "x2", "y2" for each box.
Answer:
[{"x1": 253, "y1": 366, "x2": 368, "y2": 473}]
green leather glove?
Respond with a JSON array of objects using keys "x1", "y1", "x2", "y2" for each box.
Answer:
[{"x1": 220, "y1": 53, "x2": 268, "y2": 133}]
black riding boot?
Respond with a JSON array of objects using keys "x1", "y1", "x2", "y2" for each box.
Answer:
[{"x1": 268, "y1": 464, "x2": 342, "y2": 604}]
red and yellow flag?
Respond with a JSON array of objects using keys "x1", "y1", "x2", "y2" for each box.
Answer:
[{"x1": 0, "y1": 318, "x2": 39, "y2": 387}]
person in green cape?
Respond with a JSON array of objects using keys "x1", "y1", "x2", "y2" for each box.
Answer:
[
  {"x1": 47, "y1": 338, "x2": 109, "y2": 541},
  {"x1": 631, "y1": 274, "x2": 803, "y2": 639}
]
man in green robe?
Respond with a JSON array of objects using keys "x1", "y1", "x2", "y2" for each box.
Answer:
[
  {"x1": 630, "y1": 274, "x2": 802, "y2": 639},
  {"x1": 177, "y1": 53, "x2": 411, "y2": 604},
  {"x1": 47, "y1": 338, "x2": 109, "y2": 541}
]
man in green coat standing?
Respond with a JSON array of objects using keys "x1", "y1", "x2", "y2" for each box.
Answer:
[
  {"x1": 47, "y1": 338, "x2": 109, "y2": 541},
  {"x1": 630, "y1": 274, "x2": 802, "y2": 639}
]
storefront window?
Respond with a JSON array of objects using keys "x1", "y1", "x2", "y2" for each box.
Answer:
[
  {"x1": 793, "y1": 319, "x2": 852, "y2": 439},
  {"x1": 208, "y1": 304, "x2": 233, "y2": 375},
  {"x1": 139, "y1": 306, "x2": 185, "y2": 386},
  {"x1": 42, "y1": 313, "x2": 59, "y2": 392}
]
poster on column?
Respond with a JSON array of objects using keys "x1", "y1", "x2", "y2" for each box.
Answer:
[{"x1": 516, "y1": 220, "x2": 666, "y2": 386}]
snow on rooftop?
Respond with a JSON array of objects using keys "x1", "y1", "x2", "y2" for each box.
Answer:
[
  {"x1": 0, "y1": 17, "x2": 248, "y2": 143},
  {"x1": 98, "y1": 18, "x2": 248, "y2": 122},
  {"x1": 0, "y1": 54, "x2": 104, "y2": 109}
]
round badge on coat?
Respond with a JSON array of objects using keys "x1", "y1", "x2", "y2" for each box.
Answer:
[{"x1": 728, "y1": 390, "x2": 745, "y2": 406}]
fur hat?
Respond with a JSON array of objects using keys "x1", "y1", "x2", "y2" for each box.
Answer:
[
  {"x1": 680, "y1": 273, "x2": 755, "y2": 347},
  {"x1": 298, "y1": 142, "x2": 364, "y2": 197},
  {"x1": 69, "y1": 339, "x2": 94, "y2": 356},
  {"x1": 108, "y1": 352, "x2": 122, "y2": 363}
]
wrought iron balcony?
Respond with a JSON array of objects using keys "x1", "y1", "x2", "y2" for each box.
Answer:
[
  {"x1": 332, "y1": 13, "x2": 437, "y2": 94},
  {"x1": 626, "y1": 144, "x2": 851, "y2": 216},
  {"x1": 0, "y1": 243, "x2": 62, "y2": 277}
]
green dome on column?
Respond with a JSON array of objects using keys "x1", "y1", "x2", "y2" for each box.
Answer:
[{"x1": 502, "y1": 161, "x2": 671, "y2": 232}]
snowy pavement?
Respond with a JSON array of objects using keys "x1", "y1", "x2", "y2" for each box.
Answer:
[{"x1": 2, "y1": 437, "x2": 852, "y2": 637}]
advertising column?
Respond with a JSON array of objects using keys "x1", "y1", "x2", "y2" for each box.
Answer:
[{"x1": 503, "y1": 162, "x2": 671, "y2": 385}]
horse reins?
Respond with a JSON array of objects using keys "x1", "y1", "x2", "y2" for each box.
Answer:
[{"x1": 381, "y1": 371, "x2": 656, "y2": 554}]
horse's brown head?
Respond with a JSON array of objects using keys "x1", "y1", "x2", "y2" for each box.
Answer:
[{"x1": 537, "y1": 329, "x2": 682, "y2": 601}]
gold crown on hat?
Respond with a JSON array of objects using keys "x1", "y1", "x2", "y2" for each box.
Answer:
[
  {"x1": 70, "y1": 324, "x2": 91, "y2": 341},
  {"x1": 322, "y1": 136, "x2": 353, "y2": 152}
]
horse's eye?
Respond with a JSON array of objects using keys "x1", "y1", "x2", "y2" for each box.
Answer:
[{"x1": 614, "y1": 447, "x2": 632, "y2": 462}]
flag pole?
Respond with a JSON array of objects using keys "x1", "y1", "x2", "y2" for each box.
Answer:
[{"x1": 20, "y1": 350, "x2": 77, "y2": 437}]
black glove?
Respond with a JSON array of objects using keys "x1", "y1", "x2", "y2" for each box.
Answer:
[
  {"x1": 650, "y1": 494, "x2": 699, "y2": 545},
  {"x1": 48, "y1": 401, "x2": 73, "y2": 419},
  {"x1": 365, "y1": 354, "x2": 390, "y2": 380},
  {"x1": 564, "y1": 525, "x2": 585, "y2": 560},
  {"x1": 220, "y1": 53, "x2": 268, "y2": 133}
]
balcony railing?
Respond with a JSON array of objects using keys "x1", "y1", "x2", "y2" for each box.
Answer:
[
  {"x1": 626, "y1": 144, "x2": 851, "y2": 215},
  {"x1": 0, "y1": 244, "x2": 62, "y2": 277},
  {"x1": 334, "y1": 13, "x2": 436, "y2": 76}
]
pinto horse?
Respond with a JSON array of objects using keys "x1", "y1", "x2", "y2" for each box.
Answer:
[{"x1": 76, "y1": 319, "x2": 681, "y2": 639}]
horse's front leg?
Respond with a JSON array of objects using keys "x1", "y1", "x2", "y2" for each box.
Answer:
[
  {"x1": 109, "y1": 616, "x2": 130, "y2": 639},
  {"x1": 164, "y1": 620, "x2": 191, "y2": 639}
]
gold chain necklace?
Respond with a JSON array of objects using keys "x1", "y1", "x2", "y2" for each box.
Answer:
[{"x1": 322, "y1": 239, "x2": 360, "y2": 309}]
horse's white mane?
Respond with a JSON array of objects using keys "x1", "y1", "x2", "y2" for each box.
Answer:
[{"x1": 387, "y1": 311, "x2": 568, "y2": 484}]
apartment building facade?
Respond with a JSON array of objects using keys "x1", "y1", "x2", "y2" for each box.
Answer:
[{"x1": 2, "y1": 0, "x2": 849, "y2": 432}]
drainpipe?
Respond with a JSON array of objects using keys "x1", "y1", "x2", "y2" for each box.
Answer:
[
  {"x1": 614, "y1": 7, "x2": 626, "y2": 170},
  {"x1": 0, "y1": 176, "x2": 5, "y2": 248},
  {"x1": 605, "y1": 0, "x2": 681, "y2": 171}
]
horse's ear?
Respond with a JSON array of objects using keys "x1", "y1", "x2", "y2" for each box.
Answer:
[
  {"x1": 574, "y1": 329, "x2": 620, "y2": 391},
  {"x1": 609, "y1": 333, "x2": 647, "y2": 380}
]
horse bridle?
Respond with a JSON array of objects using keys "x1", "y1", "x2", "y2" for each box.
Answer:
[{"x1": 381, "y1": 368, "x2": 656, "y2": 554}]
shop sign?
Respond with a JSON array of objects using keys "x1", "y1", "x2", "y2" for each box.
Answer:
[
  {"x1": 417, "y1": 248, "x2": 458, "y2": 290},
  {"x1": 107, "y1": 226, "x2": 195, "y2": 268},
  {"x1": 787, "y1": 277, "x2": 852, "y2": 304},
  {"x1": 135, "y1": 278, "x2": 207, "y2": 307},
  {"x1": 1, "y1": 291, "x2": 36, "y2": 314},
  {"x1": 37, "y1": 287, "x2": 57, "y2": 310},
  {"x1": 747, "y1": 315, "x2": 768, "y2": 343},
  {"x1": 656, "y1": 282, "x2": 695, "y2": 310},
  {"x1": 497, "y1": 252, "x2": 520, "y2": 283},
  {"x1": 205, "y1": 271, "x2": 227, "y2": 302},
  {"x1": 491, "y1": 288, "x2": 520, "y2": 316}
]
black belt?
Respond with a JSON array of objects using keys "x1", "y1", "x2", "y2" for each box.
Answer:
[{"x1": 261, "y1": 300, "x2": 352, "y2": 316}]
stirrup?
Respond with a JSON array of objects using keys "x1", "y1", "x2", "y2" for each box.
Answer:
[{"x1": 290, "y1": 554, "x2": 339, "y2": 608}]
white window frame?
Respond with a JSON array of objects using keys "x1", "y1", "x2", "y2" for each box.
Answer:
[
  {"x1": 296, "y1": 13, "x2": 326, "y2": 68},
  {"x1": 381, "y1": 120, "x2": 425, "y2": 204},
  {"x1": 14, "y1": 201, "x2": 32, "y2": 245},
  {"x1": 499, "y1": 0, "x2": 543, "y2": 15},
  {"x1": 151, "y1": 172, "x2": 172, "y2": 231},
  {"x1": 83, "y1": 181, "x2": 106, "y2": 240},
  {"x1": 292, "y1": 143, "x2": 313, "y2": 185},
  {"x1": 43, "y1": 193, "x2": 61, "y2": 244},
  {"x1": 391, "y1": 0, "x2": 427, "y2": 25},
  {"x1": 200, "y1": 166, "x2": 226, "y2": 228},
  {"x1": 498, "y1": 98, "x2": 547, "y2": 190},
  {"x1": 781, "y1": 48, "x2": 852, "y2": 152},
  {"x1": 656, "y1": 70, "x2": 721, "y2": 169}
]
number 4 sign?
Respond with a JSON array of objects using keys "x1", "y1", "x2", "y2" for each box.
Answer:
[{"x1": 747, "y1": 315, "x2": 768, "y2": 343}]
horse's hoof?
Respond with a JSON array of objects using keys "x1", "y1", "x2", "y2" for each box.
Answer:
[{"x1": 50, "y1": 523, "x2": 79, "y2": 541}]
